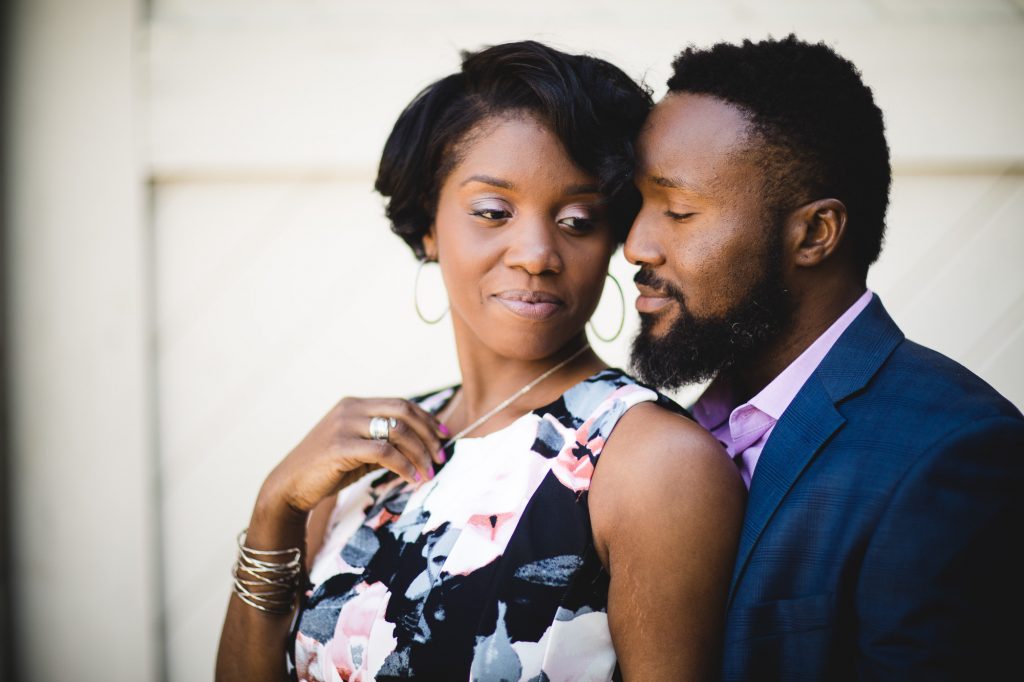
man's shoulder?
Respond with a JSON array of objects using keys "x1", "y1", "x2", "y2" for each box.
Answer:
[
  {"x1": 838, "y1": 334, "x2": 1022, "y2": 439},
  {"x1": 882, "y1": 337, "x2": 1018, "y2": 415}
]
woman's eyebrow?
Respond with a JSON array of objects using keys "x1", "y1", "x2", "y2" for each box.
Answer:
[{"x1": 460, "y1": 174, "x2": 515, "y2": 190}]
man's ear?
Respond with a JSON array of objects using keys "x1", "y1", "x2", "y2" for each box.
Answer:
[
  {"x1": 787, "y1": 198, "x2": 848, "y2": 267},
  {"x1": 422, "y1": 225, "x2": 438, "y2": 261}
]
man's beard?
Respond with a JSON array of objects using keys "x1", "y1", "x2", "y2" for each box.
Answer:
[{"x1": 630, "y1": 235, "x2": 793, "y2": 391}]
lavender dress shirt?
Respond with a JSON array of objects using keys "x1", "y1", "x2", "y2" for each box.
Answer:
[{"x1": 692, "y1": 290, "x2": 874, "y2": 488}]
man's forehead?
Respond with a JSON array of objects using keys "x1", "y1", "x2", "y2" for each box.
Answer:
[
  {"x1": 643, "y1": 93, "x2": 753, "y2": 153},
  {"x1": 638, "y1": 93, "x2": 759, "y2": 190}
]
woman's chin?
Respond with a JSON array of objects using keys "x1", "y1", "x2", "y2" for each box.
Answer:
[{"x1": 479, "y1": 333, "x2": 584, "y2": 364}]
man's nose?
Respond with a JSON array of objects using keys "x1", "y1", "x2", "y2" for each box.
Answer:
[{"x1": 624, "y1": 208, "x2": 664, "y2": 267}]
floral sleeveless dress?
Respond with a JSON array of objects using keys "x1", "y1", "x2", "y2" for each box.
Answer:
[{"x1": 289, "y1": 368, "x2": 679, "y2": 681}]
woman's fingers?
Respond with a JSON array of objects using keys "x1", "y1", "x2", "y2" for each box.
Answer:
[
  {"x1": 383, "y1": 399, "x2": 446, "y2": 452},
  {"x1": 340, "y1": 438, "x2": 421, "y2": 486},
  {"x1": 349, "y1": 398, "x2": 446, "y2": 468},
  {"x1": 379, "y1": 417, "x2": 436, "y2": 482},
  {"x1": 264, "y1": 396, "x2": 448, "y2": 517}
]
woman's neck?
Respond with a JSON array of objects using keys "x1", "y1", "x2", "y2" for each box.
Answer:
[{"x1": 442, "y1": 330, "x2": 608, "y2": 438}]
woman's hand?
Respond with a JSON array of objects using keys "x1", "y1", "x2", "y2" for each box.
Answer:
[
  {"x1": 216, "y1": 397, "x2": 448, "y2": 682},
  {"x1": 257, "y1": 397, "x2": 449, "y2": 524}
]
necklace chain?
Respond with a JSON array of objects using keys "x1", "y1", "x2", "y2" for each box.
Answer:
[{"x1": 443, "y1": 343, "x2": 591, "y2": 447}]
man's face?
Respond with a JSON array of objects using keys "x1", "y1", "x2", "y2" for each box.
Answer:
[{"x1": 625, "y1": 93, "x2": 793, "y2": 389}]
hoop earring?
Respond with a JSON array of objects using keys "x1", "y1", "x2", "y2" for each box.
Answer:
[
  {"x1": 587, "y1": 272, "x2": 625, "y2": 342},
  {"x1": 414, "y1": 259, "x2": 448, "y2": 325}
]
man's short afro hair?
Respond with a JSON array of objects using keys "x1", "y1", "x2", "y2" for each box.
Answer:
[{"x1": 668, "y1": 35, "x2": 891, "y2": 274}]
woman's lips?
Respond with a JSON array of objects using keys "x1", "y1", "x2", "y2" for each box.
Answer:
[{"x1": 493, "y1": 290, "x2": 564, "y2": 320}]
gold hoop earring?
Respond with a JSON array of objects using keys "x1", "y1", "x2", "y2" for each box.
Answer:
[
  {"x1": 587, "y1": 272, "x2": 625, "y2": 342},
  {"x1": 414, "y1": 259, "x2": 448, "y2": 325}
]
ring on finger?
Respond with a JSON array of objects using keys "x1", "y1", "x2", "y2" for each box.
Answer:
[{"x1": 368, "y1": 416, "x2": 399, "y2": 441}]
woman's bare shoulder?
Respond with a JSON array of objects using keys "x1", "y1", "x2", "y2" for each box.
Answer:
[
  {"x1": 599, "y1": 400, "x2": 742, "y2": 491},
  {"x1": 590, "y1": 400, "x2": 746, "y2": 564}
]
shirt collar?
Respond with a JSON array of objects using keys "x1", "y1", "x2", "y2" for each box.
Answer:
[{"x1": 694, "y1": 290, "x2": 875, "y2": 436}]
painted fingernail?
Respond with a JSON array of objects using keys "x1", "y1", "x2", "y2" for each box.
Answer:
[
  {"x1": 438, "y1": 423, "x2": 451, "y2": 437},
  {"x1": 413, "y1": 471, "x2": 421, "y2": 482},
  {"x1": 437, "y1": 448, "x2": 447, "y2": 464},
  {"x1": 427, "y1": 465, "x2": 436, "y2": 480}
]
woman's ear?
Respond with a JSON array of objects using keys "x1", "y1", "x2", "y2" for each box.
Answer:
[
  {"x1": 788, "y1": 198, "x2": 848, "y2": 268},
  {"x1": 422, "y1": 225, "x2": 438, "y2": 261}
]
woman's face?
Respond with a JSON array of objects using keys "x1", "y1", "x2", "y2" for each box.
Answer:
[{"x1": 423, "y1": 114, "x2": 617, "y2": 362}]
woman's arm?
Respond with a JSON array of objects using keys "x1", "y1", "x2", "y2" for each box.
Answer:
[
  {"x1": 590, "y1": 402, "x2": 745, "y2": 681},
  {"x1": 215, "y1": 397, "x2": 446, "y2": 682}
]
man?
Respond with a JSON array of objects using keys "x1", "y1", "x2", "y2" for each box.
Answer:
[{"x1": 626, "y1": 35, "x2": 1023, "y2": 680}]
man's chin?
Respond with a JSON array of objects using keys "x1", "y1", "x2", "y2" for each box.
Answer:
[
  {"x1": 637, "y1": 312, "x2": 676, "y2": 341},
  {"x1": 630, "y1": 321, "x2": 712, "y2": 391}
]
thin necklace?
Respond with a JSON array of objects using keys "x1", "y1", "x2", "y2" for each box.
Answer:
[{"x1": 443, "y1": 343, "x2": 591, "y2": 447}]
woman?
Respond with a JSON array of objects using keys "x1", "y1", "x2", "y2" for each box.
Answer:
[{"x1": 216, "y1": 41, "x2": 744, "y2": 681}]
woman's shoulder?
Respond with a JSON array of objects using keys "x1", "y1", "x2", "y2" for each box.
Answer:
[
  {"x1": 589, "y1": 390, "x2": 746, "y2": 565},
  {"x1": 590, "y1": 372, "x2": 745, "y2": 513}
]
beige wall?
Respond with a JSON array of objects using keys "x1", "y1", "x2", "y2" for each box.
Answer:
[
  {"x1": 6, "y1": 1, "x2": 1024, "y2": 679},
  {"x1": 5, "y1": 0, "x2": 158, "y2": 680}
]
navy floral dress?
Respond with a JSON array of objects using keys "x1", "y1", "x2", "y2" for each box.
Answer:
[{"x1": 289, "y1": 369, "x2": 679, "y2": 681}]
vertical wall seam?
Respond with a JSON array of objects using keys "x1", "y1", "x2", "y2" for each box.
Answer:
[
  {"x1": 145, "y1": 177, "x2": 170, "y2": 682},
  {"x1": 138, "y1": 1, "x2": 168, "y2": 676}
]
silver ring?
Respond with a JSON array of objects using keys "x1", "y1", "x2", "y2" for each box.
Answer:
[
  {"x1": 369, "y1": 417, "x2": 389, "y2": 440},
  {"x1": 368, "y1": 416, "x2": 399, "y2": 441}
]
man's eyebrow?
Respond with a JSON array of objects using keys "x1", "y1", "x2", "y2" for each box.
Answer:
[
  {"x1": 460, "y1": 175, "x2": 515, "y2": 190},
  {"x1": 650, "y1": 175, "x2": 705, "y2": 195}
]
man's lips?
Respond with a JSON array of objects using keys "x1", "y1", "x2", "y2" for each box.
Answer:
[
  {"x1": 493, "y1": 290, "x2": 564, "y2": 320},
  {"x1": 634, "y1": 283, "x2": 674, "y2": 314}
]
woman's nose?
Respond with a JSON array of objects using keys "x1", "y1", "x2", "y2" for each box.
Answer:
[{"x1": 503, "y1": 217, "x2": 563, "y2": 275}]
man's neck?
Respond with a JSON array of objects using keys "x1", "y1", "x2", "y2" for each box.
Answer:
[{"x1": 726, "y1": 283, "x2": 867, "y2": 404}]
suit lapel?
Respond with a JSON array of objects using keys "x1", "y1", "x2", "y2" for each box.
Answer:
[{"x1": 727, "y1": 296, "x2": 905, "y2": 603}]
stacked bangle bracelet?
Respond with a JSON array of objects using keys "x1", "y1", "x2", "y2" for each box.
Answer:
[{"x1": 232, "y1": 530, "x2": 302, "y2": 614}]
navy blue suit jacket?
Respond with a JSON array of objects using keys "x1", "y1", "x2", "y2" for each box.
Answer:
[{"x1": 722, "y1": 296, "x2": 1024, "y2": 681}]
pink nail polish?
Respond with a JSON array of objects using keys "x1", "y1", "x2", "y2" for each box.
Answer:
[
  {"x1": 437, "y1": 448, "x2": 447, "y2": 464},
  {"x1": 439, "y1": 423, "x2": 451, "y2": 437},
  {"x1": 413, "y1": 471, "x2": 421, "y2": 482}
]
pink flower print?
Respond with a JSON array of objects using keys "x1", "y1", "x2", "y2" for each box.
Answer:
[
  {"x1": 467, "y1": 511, "x2": 517, "y2": 542},
  {"x1": 551, "y1": 420, "x2": 605, "y2": 493},
  {"x1": 445, "y1": 510, "x2": 521, "y2": 576},
  {"x1": 323, "y1": 581, "x2": 397, "y2": 681},
  {"x1": 294, "y1": 631, "x2": 344, "y2": 682},
  {"x1": 551, "y1": 387, "x2": 645, "y2": 493},
  {"x1": 366, "y1": 507, "x2": 401, "y2": 531}
]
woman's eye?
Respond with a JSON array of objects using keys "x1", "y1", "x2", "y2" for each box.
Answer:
[
  {"x1": 471, "y1": 208, "x2": 511, "y2": 221},
  {"x1": 558, "y1": 216, "x2": 596, "y2": 233},
  {"x1": 665, "y1": 211, "x2": 696, "y2": 222}
]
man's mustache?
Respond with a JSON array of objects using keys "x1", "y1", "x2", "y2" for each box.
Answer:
[{"x1": 633, "y1": 267, "x2": 684, "y2": 302}]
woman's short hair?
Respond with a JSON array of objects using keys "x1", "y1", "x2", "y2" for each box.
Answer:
[{"x1": 374, "y1": 41, "x2": 653, "y2": 259}]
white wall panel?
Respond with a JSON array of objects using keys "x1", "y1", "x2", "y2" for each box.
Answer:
[
  {"x1": 870, "y1": 172, "x2": 1024, "y2": 406},
  {"x1": 146, "y1": 8, "x2": 1024, "y2": 174}
]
